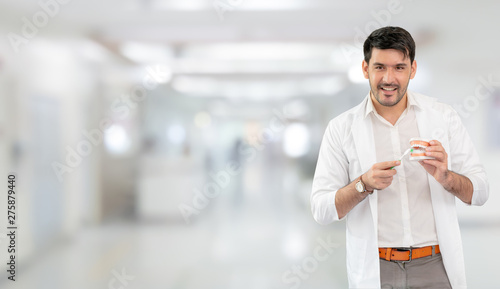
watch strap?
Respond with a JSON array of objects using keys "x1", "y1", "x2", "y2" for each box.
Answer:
[{"x1": 360, "y1": 175, "x2": 374, "y2": 194}]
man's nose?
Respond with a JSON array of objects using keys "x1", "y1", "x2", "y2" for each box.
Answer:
[{"x1": 383, "y1": 68, "x2": 395, "y2": 83}]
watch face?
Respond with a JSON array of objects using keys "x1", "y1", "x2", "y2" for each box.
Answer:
[{"x1": 355, "y1": 181, "x2": 364, "y2": 193}]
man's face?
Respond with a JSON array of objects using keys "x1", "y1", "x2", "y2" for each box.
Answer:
[{"x1": 362, "y1": 48, "x2": 416, "y2": 107}]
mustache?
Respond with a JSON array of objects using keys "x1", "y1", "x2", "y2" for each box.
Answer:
[{"x1": 378, "y1": 83, "x2": 399, "y2": 89}]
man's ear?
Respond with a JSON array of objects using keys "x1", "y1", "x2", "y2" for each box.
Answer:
[
  {"x1": 362, "y1": 60, "x2": 369, "y2": 79},
  {"x1": 410, "y1": 60, "x2": 417, "y2": 79}
]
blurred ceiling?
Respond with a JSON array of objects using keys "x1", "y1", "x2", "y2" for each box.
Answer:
[
  {"x1": 1, "y1": 0, "x2": 498, "y2": 48},
  {"x1": 0, "y1": 0, "x2": 446, "y2": 43},
  {"x1": 0, "y1": 0, "x2": 498, "y2": 101}
]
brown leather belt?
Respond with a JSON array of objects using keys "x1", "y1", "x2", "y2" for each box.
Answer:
[{"x1": 379, "y1": 245, "x2": 440, "y2": 262}]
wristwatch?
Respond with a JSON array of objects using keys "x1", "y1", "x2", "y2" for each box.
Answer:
[{"x1": 355, "y1": 175, "x2": 373, "y2": 194}]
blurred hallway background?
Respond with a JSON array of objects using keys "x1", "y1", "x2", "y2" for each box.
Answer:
[{"x1": 0, "y1": 0, "x2": 499, "y2": 288}]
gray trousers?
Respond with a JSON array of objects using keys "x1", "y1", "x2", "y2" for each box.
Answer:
[{"x1": 379, "y1": 253, "x2": 452, "y2": 289}]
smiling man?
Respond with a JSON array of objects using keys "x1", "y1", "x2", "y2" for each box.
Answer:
[{"x1": 311, "y1": 27, "x2": 489, "y2": 288}]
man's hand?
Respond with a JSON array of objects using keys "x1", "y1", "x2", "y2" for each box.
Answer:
[
  {"x1": 363, "y1": 160, "x2": 400, "y2": 191},
  {"x1": 335, "y1": 160, "x2": 400, "y2": 219},
  {"x1": 419, "y1": 140, "x2": 449, "y2": 185},
  {"x1": 419, "y1": 139, "x2": 473, "y2": 204}
]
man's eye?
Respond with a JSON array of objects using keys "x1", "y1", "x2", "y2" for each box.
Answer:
[
  {"x1": 396, "y1": 66, "x2": 405, "y2": 70},
  {"x1": 375, "y1": 66, "x2": 383, "y2": 70}
]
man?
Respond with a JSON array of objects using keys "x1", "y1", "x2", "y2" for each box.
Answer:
[{"x1": 311, "y1": 26, "x2": 489, "y2": 289}]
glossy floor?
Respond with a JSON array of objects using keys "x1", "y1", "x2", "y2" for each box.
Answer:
[{"x1": 3, "y1": 215, "x2": 499, "y2": 288}]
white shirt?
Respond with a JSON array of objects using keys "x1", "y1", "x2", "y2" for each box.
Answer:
[{"x1": 367, "y1": 95, "x2": 439, "y2": 247}]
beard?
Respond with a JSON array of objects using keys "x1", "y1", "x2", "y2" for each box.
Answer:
[{"x1": 369, "y1": 78, "x2": 410, "y2": 107}]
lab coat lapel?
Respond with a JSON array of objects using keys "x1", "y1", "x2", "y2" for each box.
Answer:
[
  {"x1": 413, "y1": 92, "x2": 466, "y2": 288},
  {"x1": 414, "y1": 98, "x2": 450, "y2": 226},
  {"x1": 351, "y1": 96, "x2": 378, "y2": 231}
]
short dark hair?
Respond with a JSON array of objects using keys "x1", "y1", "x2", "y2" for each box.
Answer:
[{"x1": 363, "y1": 26, "x2": 415, "y2": 64}]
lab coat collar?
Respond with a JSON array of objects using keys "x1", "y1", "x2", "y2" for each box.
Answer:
[{"x1": 351, "y1": 98, "x2": 379, "y2": 233}]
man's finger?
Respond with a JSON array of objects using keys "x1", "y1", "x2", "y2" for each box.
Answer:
[
  {"x1": 425, "y1": 145, "x2": 444, "y2": 152},
  {"x1": 429, "y1": 139, "x2": 442, "y2": 146},
  {"x1": 374, "y1": 160, "x2": 401, "y2": 170},
  {"x1": 374, "y1": 169, "x2": 398, "y2": 178},
  {"x1": 426, "y1": 145, "x2": 446, "y2": 157},
  {"x1": 421, "y1": 159, "x2": 442, "y2": 167},
  {"x1": 425, "y1": 152, "x2": 445, "y2": 161}
]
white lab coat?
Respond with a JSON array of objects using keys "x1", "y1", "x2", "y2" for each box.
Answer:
[{"x1": 311, "y1": 91, "x2": 489, "y2": 289}]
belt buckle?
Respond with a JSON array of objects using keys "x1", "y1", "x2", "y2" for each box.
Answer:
[{"x1": 400, "y1": 247, "x2": 412, "y2": 264}]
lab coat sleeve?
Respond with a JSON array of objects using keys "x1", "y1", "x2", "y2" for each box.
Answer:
[
  {"x1": 311, "y1": 119, "x2": 350, "y2": 224},
  {"x1": 446, "y1": 107, "x2": 489, "y2": 206}
]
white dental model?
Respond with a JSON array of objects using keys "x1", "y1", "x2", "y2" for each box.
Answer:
[{"x1": 409, "y1": 137, "x2": 435, "y2": 160}]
